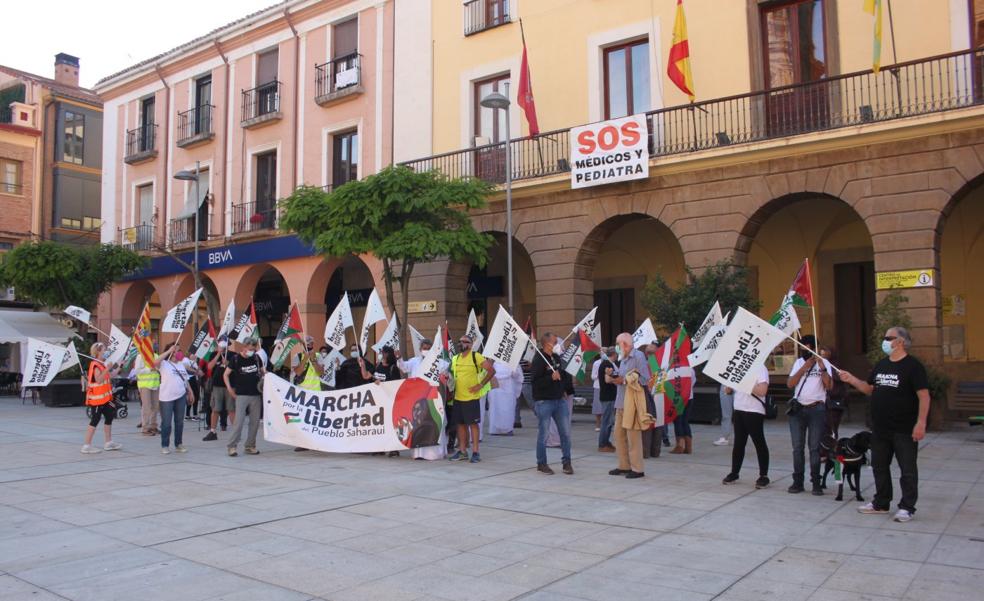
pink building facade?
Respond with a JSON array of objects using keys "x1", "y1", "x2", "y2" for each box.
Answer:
[{"x1": 95, "y1": 0, "x2": 395, "y2": 346}]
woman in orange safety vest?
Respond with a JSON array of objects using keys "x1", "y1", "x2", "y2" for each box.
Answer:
[{"x1": 81, "y1": 342, "x2": 122, "y2": 454}]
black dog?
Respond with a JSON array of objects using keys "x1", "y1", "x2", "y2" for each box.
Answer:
[{"x1": 820, "y1": 431, "x2": 871, "y2": 501}]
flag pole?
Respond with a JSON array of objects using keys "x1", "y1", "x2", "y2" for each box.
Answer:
[{"x1": 806, "y1": 257, "x2": 819, "y2": 350}]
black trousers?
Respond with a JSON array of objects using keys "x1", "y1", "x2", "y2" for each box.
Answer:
[
  {"x1": 732, "y1": 410, "x2": 769, "y2": 477},
  {"x1": 871, "y1": 431, "x2": 919, "y2": 513}
]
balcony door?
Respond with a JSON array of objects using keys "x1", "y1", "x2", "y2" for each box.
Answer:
[
  {"x1": 761, "y1": 0, "x2": 829, "y2": 135},
  {"x1": 254, "y1": 151, "x2": 277, "y2": 229},
  {"x1": 139, "y1": 96, "x2": 155, "y2": 152},
  {"x1": 256, "y1": 49, "x2": 279, "y2": 115},
  {"x1": 473, "y1": 74, "x2": 510, "y2": 182},
  {"x1": 194, "y1": 75, "x2": 211, "y2": 135},
  {"x1": 332, "y1": 130, "x2": 358, "y2": 188},
  {"x1": 604, "y1": 38, "x2": 650, "y2": 119}
]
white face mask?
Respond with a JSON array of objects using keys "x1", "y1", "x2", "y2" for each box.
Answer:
[
  {"x1": 350, "y1": 351, "x2": 359, "y2": 359},
  {"x1": 218, "y1": 341, "x2": 228, "y2": 349},
  {"x1": 244, "y1": 350, "x2": 255, "y2": 358},
  {"x1": 554, "y1": 340, "x2": 565, "y2": 355}
]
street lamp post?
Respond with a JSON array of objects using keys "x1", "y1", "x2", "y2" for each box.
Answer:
[
  {"x1": 174, "y1": 162, "x2": 202, "y2": 330},
  {"x1": 480, "y1": 88, "x2": 514, "y2": 314}
]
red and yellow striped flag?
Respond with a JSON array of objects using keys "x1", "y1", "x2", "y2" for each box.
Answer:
[
  {"x1": 667, "y1": 0, "x2": 695, "y2": 101},
  {"x1": 132, "y1": 302, "x2": 155, "y2": 366}
]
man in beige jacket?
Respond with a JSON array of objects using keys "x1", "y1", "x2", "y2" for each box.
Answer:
[{"x1": 606, "y1": 333, "x2": 653, "y2": 479}]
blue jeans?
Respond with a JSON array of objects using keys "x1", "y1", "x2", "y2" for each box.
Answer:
[
  {"x1": 159, "y1": 394, "x2": 187, "y2": 448},
  {"x1": 535, "y1": 399, "x2": 571, "y2": 465},
  {"x1": 598, "y1": 401, "x2": 615, "y2": 448},
  {"x1": 673, "y1": 400, "x2": 693, "y2": 438},
  {"x1": 789, "y1": 402, "x2": 826, "y2": 485}
]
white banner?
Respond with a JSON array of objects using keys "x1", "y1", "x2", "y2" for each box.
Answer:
[
  {"x1": 64, "y1": 305, "x2": 91, "y2": 324},
  {"x1": 409, "y1": 325, "x2": 426, "y2": 358},
  {"x1": 162, "y1": 288, "x2": 203, "y2": 333},
  {"x1": 263, "y1": 373, "x2": 446, "y2": 453},
  {"x1": 703, "y1": 307, "x2": 787, "y2": 395},
  {"x1": 632, "y1": 317, "x2": 658, "y2": 348},
  {"x1": 359, "y1": 289, "x2": 387, "y2": 354},
  {"x1": 24, "y1": 338, "x2": 68, "y2": 387},
  {"x1": 413, "y1": 326, "x2": 444, "y2": 387},
  {"x1": 105, "y1": 324, "x2": 130, "y2": 366},
  {"x1": 569, "y1": 114, "x2": 649, "y2": 189},
  {"x1": 571, "y1": 307, "x2": 598, "y2": 337},
  {"x1": 324, "y1": 294, "x2": 354, "y2": 350},
  {"x1": 465, "y1": 308, "x2": 484, "y2": 351},
  {"x1": 319, "y1": 349, "x2": 345, "y2": 388},
  {"x1": 219, "y1": 300, "x2": 236, "y2": 338},
  {"x1": 371, "y1": 314, "x2": 400, "y2": 355},
  {"x1": 692, "y1": 301, "x2": 723, "y2": 348},
  {"x1": 482, "y1": 306, "x2": 530, "y2": 370},
  {"x1": 688, "y1": 316, "x2": 729, "y2": 367},
  {"x1": 60, "y1": 341, "x2": 80, "y2": 372}
]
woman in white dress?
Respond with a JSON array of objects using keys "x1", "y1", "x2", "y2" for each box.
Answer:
[{"x1": 488, "y1": 360, "x2": 523, "y2": 435}]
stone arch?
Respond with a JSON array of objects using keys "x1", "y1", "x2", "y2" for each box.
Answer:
[{"x1": 119, "y1": 280, "x2": 161, "y2": 329}]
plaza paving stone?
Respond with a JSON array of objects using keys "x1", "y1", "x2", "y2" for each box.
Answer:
[{"x1": 1, "y1": 397, "x2": 982, "y2": 600}]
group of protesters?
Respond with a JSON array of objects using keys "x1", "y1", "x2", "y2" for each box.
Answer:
[{"x1": 79, "y1": 310, "x2": 930, "y2": 524}]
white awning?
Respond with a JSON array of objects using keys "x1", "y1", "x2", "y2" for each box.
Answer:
[
  {"x1": 0, "y1": 309, "x2": 78, "y2": 345},
  {"x1": 175, "y1": 185, "x2": 209, "y2": 220}
]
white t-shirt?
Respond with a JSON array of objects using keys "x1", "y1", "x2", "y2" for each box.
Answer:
[
  {"x1": 733, "y1": 365, "x2": 771, "y2": 414},
  {"x1": 788, "y1": 357, "x2": 832, "y2": 405},
  {"x1": 158, "y1": 360, "x2": 188, "y2": 402},
  {"x1": 591, "y1": 358, "x2": 601, "y2": 389},
  {"x1": 257, "y1": 347, "x2": 269, "y2": 369}
]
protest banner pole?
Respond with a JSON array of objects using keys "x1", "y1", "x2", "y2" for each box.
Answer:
[{"x1": 806, "y1": 257, "x2": 819, "y2": 349}]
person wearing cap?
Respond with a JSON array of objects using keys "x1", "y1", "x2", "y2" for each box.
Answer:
[
  {"x1": 442, "y1": 333, "x2": 493, "y2": 463},
  {"x1": 202, "y1": 338, "x2": 232, "y2": 442}
]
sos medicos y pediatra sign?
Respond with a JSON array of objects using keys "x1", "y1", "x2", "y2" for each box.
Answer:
[{"x1": 569, "y1": 114, "x2": 650, "y2": 190}]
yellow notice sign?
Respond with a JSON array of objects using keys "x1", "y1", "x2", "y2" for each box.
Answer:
[{"x1": 876, "y1": 269, "x2": 935, "y2": 290}]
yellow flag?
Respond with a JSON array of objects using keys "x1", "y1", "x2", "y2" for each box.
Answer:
[{"x1": 863, "y1": 0, "x2": 883, "y2": 73}]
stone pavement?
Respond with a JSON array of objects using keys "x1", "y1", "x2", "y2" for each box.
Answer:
[{"x1": 1, "y1": 398, "x2": 983, "y2": 601}]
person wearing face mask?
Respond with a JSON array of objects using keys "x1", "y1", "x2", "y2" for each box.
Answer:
[
  {"x1": 153, "y1": 342, "x2": 190, "y2": 454},
  {"x1": 177, "y1": 347, "x2": 202, "y2": 422},
  {"x1": 224, "y1": 340, "x2": 266, "y2": 457},
  {"x1": 203, "y1": 338, "x2": 232, "y2": 442},
  {"x1": 292, "y1": 336, "x2": 325, "y2": 390},
  {"x1": 785, "y1": 334, "x2": 832, "y2": 495},
  {"x1": 134, "y1": 341, "x2": 161, "y2": 436},
  {"x1": 81, "y1": 342, "x2": 122, "y2": 454},
  {"x1": 840, "y1": 326, "x2": 929, "y2": 523},
  {"x1": 335, "y1": 343, "x2": 374, "y2": 390},
  {"x1": 607, "y1": 332, "x2": 651, "y2": 479}
]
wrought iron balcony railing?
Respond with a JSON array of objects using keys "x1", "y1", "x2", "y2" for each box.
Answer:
[
  {"x1": 177, "y1": 104, "x2": 214, "y2": 146},
  {"x1": 464, "y1": 0, "x2": 511, "y2": 36},
  {"x1": 315, "y1": 53, "x2": 362, "y2": 103},
  {"x1": 231, "y1": 199, "x2": 276, "y2": 234},
  {"x1": 168, "y1": 212, "x2": 208, "y2": 246},
  {"x1": 118, "y1": 224, "x2": 158, "y2": 252},
  {"x1": 402, "y1": 48, "x2": 984, "y2": 184},
  {"x1": 241, "y1": 81, "x2": 282, "y2": 126},
  {"x1": 124, "y1": 123, "x2": 157, "y2": 162}
]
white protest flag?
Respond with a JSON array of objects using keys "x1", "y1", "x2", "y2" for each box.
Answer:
[
  {"x1": 59, "y1": 341, "x2": 80, "y2": 372},
  {"x1": 590, "y1": 323, "x2": 602, "y2": 348},
  {"x1": 324, "y1": 293, "x2": 354, "y2": 351},
  {"x1": 233, "y1": 302, "x2": 258, "y2": 344},
  {"x1": 64, "y1": 305, "x2": 91, "y2": 324},
  {"x1": 632, "y1": 317, "x2": 658, "y2": 349},
  {"x1": 218, "y1": 300, "x2": 236, "y2": 338},
  {"x1": 482, "y1": 306, "x2": 530, "y2": 370},
  {"x1": 769, "y1": 292, "x2": 801, "y2": 337},
  {"x1": 359, "y1": 289, "x2": 387, "y2": 353},
  {"x1": 104, "y1": 324, "x2": 131, "y2": 366},
  {"x1": 688, "y1": 312, "x2": 731, "y2": 367},
  {"x1": 414, "y1": 326, "x2": 444, "y2": 386},
  {"x1": 409, "y1": 325, "x2": 427, "y2": 358},
  {"x1": 24, "y1": 338, "x2": 66, "y2": 387},
  {"x1": 703, "y1": 307, "x2": 787, "y2": 395},
  {"x1": 319, "y1": 349, "x2": 345, "y2": 388},
  {"x1": 162, "y1": 287, "x2": 203, "y2": 333},
  {"x1": 692, "y1": 301, "x2": 723, "y2": 347},
  {"x1": 371, "y1": 314, "x2": 401, "y2": 355},
  {"x1": 465, "y1": 308, "x2": 485, "y2": 351},
  {"x1": 571, "y1": 306, "x2": 598, "y2": 336}
]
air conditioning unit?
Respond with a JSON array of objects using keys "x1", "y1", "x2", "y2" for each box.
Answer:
[{"x1": 0, "y1": 287, "x2": 15, "y2": 301}]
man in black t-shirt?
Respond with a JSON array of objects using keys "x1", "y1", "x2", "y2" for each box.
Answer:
[
  {"x1": 223, "y1": 340, "x2": 266, "y2": 457},
  {"x1": 841, "y1": 326, "x2": 929, "y2": 523},
  {"x1": 597, "y1": 348, "x2": 619, "y2": 452},
  {"x1": 203, "y1": 338, "x2": 232, "y2": 441}
]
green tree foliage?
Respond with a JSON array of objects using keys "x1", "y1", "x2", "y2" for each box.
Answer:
[
  {"x1": 280, "y1": 166, "x2": 494, "y2": 352},
  {"x1": 640, "y1": 260, "x2": 761, "y2": 335},
  {"x1": 0, "y1": 242, "x2": 147, "y2": 311}
]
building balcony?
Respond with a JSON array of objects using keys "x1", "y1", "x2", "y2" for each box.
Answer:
[
  {"x1": 124, "y1": 123, "x2": 158, "y2": 164},
  {"x1": 231, "y1": 199, "x2": 277, "y2": 235},
  {"x1": 401, "y1": 49, "x2": 984, "y2": 185},
  {"x1": 168, "y1": 212, "x2": 208, "y2": 248},
  {"x1": 241, "y1": 81, "x2": 282, "y2": 128},
  {"x1": 463, "y1": 0, "x2": 511, "y2": 36},
  {"x1": 315, "y1": 53, "x2": 363, "y2": 106},
  {"x1": 177, "y1": 104, "x2": 215, "y2": 147},
  {"x1": 118, "y1": 224, "x2": 160, "y2": 252}
]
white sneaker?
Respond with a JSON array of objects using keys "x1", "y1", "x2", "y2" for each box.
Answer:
[
  {"x1": 80, "y1": 444, "x2": 101, "y2": 454},
  {"x1": 175, "y1": 445, "x2": 188, "y2": 453},
  {"x1": 161, "y1": 447, "x2": 171, "y2": 455},
  {"x1": 893, "y1": 509, "x2": 913, "y2": 523},
  {"x1": 857, "y1": 502, "x2": 889, "y2": 515},
  {"x1": 103, "y1": 441, "x2": 122, "y2": 451},
  {"x1": 713, "y1": 437, "x2": 730, "y2": 446}
]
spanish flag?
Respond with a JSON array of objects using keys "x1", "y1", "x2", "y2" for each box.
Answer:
[
  {"x1": 667, "y1": 0, "x2": 695, "y2": 101},
  {"x1": 864, "y1": 0, "x2": 883, "y2": 73}
]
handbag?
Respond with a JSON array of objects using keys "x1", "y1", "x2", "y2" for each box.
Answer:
[
  {"x1": 786, "y1": 363, "x2": 811, "y2": 416},
  {"x1": 757, "y1": 393, "x2": 778, "y2": 420},
  {"x1": 826, "y1": 371, "x2": 847, "y2": 411}
]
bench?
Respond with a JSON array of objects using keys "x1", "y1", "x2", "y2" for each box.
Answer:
[{"x1": 954, "y1": 381, "x2": 984, "y2": 413}]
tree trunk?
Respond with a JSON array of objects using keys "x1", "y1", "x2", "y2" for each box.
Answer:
[
  {"x1": 398, "y1": 262, "x2": 414, "y2": 358},
  {"x1": 381, "y1": 258, "x2": 402, "y2": 356}
]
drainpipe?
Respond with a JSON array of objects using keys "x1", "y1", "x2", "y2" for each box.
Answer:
[
  {"x1": 154, "y1": 64, "x2": 171, "y2": 243},
  {"x1": 284, "y1": 5, "x2": 300, "y2": 192},
  {"x1": 214, "y1": 40, "x2": 229, "y2": 236}
]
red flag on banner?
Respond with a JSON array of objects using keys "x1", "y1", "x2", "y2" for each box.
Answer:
[{"x1": 518, "y1": 21, "x2": 540, "y2": 136}]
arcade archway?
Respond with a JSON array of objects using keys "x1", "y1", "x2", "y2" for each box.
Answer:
[{"x1": 940, "y1": 180, "x2": 984, "y2": 363}]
